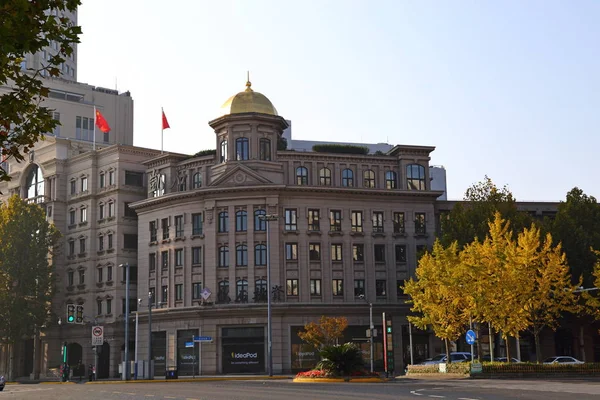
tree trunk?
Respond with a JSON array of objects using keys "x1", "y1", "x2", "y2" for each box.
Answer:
[
  {"x1": 475, "y1": 322, "x2": 481, "y2": 361},
  {"x1": 488, "y1": 324, "x2": 494, "y2": 361},
  {"x1": 534, "y1": 327, "x2": 542, "y2": 363},
  {"x1": 8, "y1": 343, "x2": 13, "y2": 381},
  {"x1": 505, "y1": 335, "x2": 511, "y2": 361},
  {"x1": 445, "y1": 339, "x2": 451, "y2": 364}
]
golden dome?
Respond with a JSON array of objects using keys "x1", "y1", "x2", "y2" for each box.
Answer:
[{"x1": 219, "y1": 79, "x2": 278, "y2": 116}]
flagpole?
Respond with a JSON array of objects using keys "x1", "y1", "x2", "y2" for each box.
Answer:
[
  {"x1": 161, "y1": 107, "x2": 164, "y2": 154},
  {"x1": 93, "y1": 106, "x2": 96, "y2": 151}
]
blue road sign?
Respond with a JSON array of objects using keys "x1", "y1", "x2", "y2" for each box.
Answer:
[
  {"x1": 466, "y1": 330, "x2": 476, "y2": 345},
  {"x1": 193, "y1": 336, "x2": 213, "y2": 342},
  {"x1": 185, "y1": 341, "x2": 194, "y2": 348}
]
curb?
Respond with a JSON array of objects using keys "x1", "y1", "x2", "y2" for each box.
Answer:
[
  {"x1": 293, "y1": 377, "x2": 388, "y2": 383},
  {"x1": 40, "y1": 381, "x2": 76, "y2": 385},
  {"x1": 85, "y1": 376, "x2": 292, "y2": 384}
]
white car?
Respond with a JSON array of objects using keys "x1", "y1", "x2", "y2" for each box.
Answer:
[
  {"x1": 420, "y1": 352, "x2": 473, "y2": 365},
  {"x1": 543, "y1": 356, "x2": 583, "y2": 365}
]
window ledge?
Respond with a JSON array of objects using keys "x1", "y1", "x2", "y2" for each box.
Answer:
[
  {"x1": 191, "y1": 234, "x2": 205, "y2": 240},
  {"x1": 78, "y1": 222, "x2": 88, "y2": 227},
  {"x1": 191, "y1": 264, "x2": 202, "y2": 268},
  {"x1": 77, "y1": 284, "x2": 86, "y2": 290},
  {"x1": 283, "y1": 230, "x2": 299, "y2": 235},
  {"x1": 97, "y1": 250, "x2": 105, "y2": 255},
  {"x1": 161, "y1": 239, "x2": 171, "y2": 244},
  {"x1": 353, "y1": 262, "x2": 365, "y2": 268},
  {"x1": 66, "y1": 285, "x2": 74, "y2": 291},
  {"x1": 392, "y1": 232, "x2": 407, "y2": 238},
  {"x1": 235, "y1": 265, "x2": 249, "y2": 269},
  {"x1": 96, "y1": 282, "x2": 104, "y2": 288},
  {"x1": 371, "y1": 232, "x2": 386, "y2": 238},
  {"x1": 106, "y1": 216, "x2": 115, "y2": 222},
  {"x1": 67, "y1": 255, "x2": 76, "y2": 260},
  {"x1": 106, "y1": 248, "x2": 115, "y2": 253},
  {"x1": 149, "y1": 240, "x2": 158, "y2": 246},
  {"x1": 375, "y1": 261, "x2": 386, "y2": 266},
  {"x1": 97, "y1": 218, "x2": 106, "y2": 224},
  {"x1": 328, "y1": 230, "x2": 343, "y2": 236},
  {"x1": 414, "y1": 233, "x2": 429, "y2": 238},
  {"x1": 307, "y1": 230, "x2": 322, "y2": 236},
  {"x1": 105, "y1": 313, "x2": 113, "y2": 318},
  {"x1": 174, "y1": 236, "x2": 186, "y2": 242},
  {"x1": 105, "y1": 281, "x2": 114, "y2": 286},
  {"x1": 77, "y1": 253, "x2": 87, "y2": 258},
  {"x1": 350, "y1": 231, "x2": 364, "y2": 236}
]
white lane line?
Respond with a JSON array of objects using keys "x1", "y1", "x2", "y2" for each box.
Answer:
[
  {"x1": 113, "y1": 391, "x2": 122, "y2": 394},
  {"x1": 428, "y1": 396, "x2": 445, "y2": 399},
  {"x1": 410, "y1": 390, "x2": 424, "y2": 396},
  {"x1": 125, "y1": 393, "x2": 136, "y2": 395},
  {"x1": 458, "y1": 398, "x2": 479, "y2": 400}
]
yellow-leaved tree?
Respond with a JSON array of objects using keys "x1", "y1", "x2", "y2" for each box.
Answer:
[
  {"x1": 404, "y1": 241, "x2": 470, "y2": 362},
  {"x1": 298, "y1": 316, "x2": 349, "y2": 349}
]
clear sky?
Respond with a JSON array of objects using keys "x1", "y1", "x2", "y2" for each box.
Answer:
[{"x1": 77, "y1": 0, "x2": 599, "y2": 201}]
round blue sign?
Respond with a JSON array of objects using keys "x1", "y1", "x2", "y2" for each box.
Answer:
[{"x1": 466, "y1": 329, "x2": 476, "y2": 345}]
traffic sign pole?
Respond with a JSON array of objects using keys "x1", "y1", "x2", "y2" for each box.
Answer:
[{"x1": 470, "y1": 316, "x2": 474, "y2": 362}]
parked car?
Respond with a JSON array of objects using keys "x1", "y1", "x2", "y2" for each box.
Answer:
[
  {"x1": 0, "y1": 375, "x2": 5, "y2": 391},
  {"x1": 420, "y1": 352, "x2": 473, "y2": 365},
  {"x1": 481, "y1": 355, "x2": 521, "y2": 363},
  {"x1": 543, "y1": 356, "x2": 583, "y2": 365}
]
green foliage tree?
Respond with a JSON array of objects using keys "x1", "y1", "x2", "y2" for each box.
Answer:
[
  {"x1": 316, "y1": 343, "x2": 364, "y2": 376},
  {"x1": 440, "y1": 176, "x2": 532, "y2": 248},
  {"x1": 298, "y1": 316, "x2": 349, "y2": 349},
  {"x1": 0, "y1": 0, "x2": 82, "y2": 182},
  {"x1": 0, "y1": 195, "x2": 60, "y2": 346},
  {"x1": 404, "y1": 241, "x2": 470, "y2": 362},
  {"x1": 583, "y1": 252, "x2": 600, "y2": 322},
  {"x1": 550, "y1": 188, "x2": 600, "y2": 286},
  {"x1": 311, "y1": 144, "x2": 369, "y2": 155},
  {"x1": 277, "y1": 136, "x2": 287, "y2": 150}
]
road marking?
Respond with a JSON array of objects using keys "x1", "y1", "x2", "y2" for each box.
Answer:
[
  {"x1": 145, "y1": 396, "x2": 155, "y2": 398},
  {"x1": 458, "y1": 398, "x2": 479, "y2": 400},
  {"x1": 165, "y1": 397, "x2": 177, "y2": 399},
  {"x1": 410, "y1": 390, "x2": 424, "y2": 396},
  {"x1": 113, "y1": 391, "x2": 122, "y2": 394},
  {"x1": 428, "y1": 396, "x2": 445, "y2": 399},
  {"x1": 186, "y1": 398, "x2": 200, "y2": 400},
  {"x1": 125, "y1": 393, "x2": 136, "y2": 395}
]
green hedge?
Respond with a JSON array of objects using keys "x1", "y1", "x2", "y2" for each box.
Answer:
[
  {"x1": 312, "y1": 144, "x2": 369, "y2": 155},
  {"x1": 482, "y1": 362, "x2": 600, "y2": 374},
  {"x1": 193, "y1": 149, "x2": 216, "y2": 157}
]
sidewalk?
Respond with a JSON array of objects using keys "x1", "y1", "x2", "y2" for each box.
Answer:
[{"x1": 84, "y1": 374, "x2": 294, "y2": 384}]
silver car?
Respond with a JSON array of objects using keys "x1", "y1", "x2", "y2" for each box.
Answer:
[
  {"x1": 420, "y1": 352, "x2": 473, "y2": 365},
  {"x1": 543, "y1": 356, "x2": 583, "y2": 365}
]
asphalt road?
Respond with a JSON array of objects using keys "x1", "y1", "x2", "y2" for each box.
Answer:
[{"x1": 2, "y1": 378, "x2": 600, "y2": 400}]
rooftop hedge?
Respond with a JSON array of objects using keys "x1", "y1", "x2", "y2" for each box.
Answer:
[{"x1": 312, "y1": 144, "x2": 369, "y2": 155}]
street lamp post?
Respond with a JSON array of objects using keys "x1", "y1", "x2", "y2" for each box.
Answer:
[
  {"x1": 120, "y1": 263, "x2": 131, "y2": 380},
  {"x1": 135, "y1": 298, "x2": 141, "y2": 379},
  {"x1": 359, "y1": 294, "x2": 374, "y2": 373},
  {"x1": 148, "y1": 291, "x2": 153, "y2": 380},
  {"x1": 259, "y1": 214, "x2": 278, "y2": 377}
]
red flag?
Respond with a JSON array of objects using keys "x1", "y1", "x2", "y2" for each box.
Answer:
[
  {"x1": 95, "y1": 109, "x2": 111, "y2": 133},
  {"x1": 162, "y1": 111, "x2": 170, "y2": 130}
]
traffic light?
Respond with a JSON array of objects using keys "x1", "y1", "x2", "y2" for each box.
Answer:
[
  {"x1": 67, "y1": 304, "x2": 75, "y2": 323},
  {"x1": 75, "y1": 305, "x2": 84, "y2": 324}
]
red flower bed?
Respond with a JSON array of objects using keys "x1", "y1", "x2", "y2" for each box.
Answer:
[{"x1": 295, "y1": 369, "x2": 380, "y2": 378}]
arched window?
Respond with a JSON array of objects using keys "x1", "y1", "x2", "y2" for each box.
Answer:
[
  {"x1": 385, "y1": 171, "x2": 397, "y2": 189},
  {"x1": 236, "y1": 244, "x2": 248, "y2": 267},
  {"x1": 218, "y1": 211, "x2": 229, "y2": 233},
  {"x1": 254, "y1": 209, "x2": 266, "y2": 231},
  {"x1": 363, "y1": 169, "x2": 375, "y2": 188},
  {"x1": 236, "y1": 279, "x2": 248, "y2": 302},
  {"x1": 407, "y1": 164, "x2": 426, "y2": 190},
  {"x1": 26, "y1": 165, "x2": 45, "y2": 199},
  {"x1": 259, "y1": 138, "x2": 271, "y2": 161},
  {"x1": 220, "y1": 140, "x2": 228, "y2": 163},
  {"x1": 235, "y1": 210, "x2": 247, "y2": 232},
  {"x1": 236, "y1": 137, "x2": 249, "y2": 161},
  {"x1": 218, "y1": 280, "x2": 230, "y2": 303},
  {"x1": 319, "y1": 168, "x2": 331, "y2": 186},
  {"x1": 218, "y1": 246, "x2": 229, "y2": 267},
  {"x1": 192, "y1": 172, "x2": 202, "y2": 189},
  {"x1": 255, "y1": 244, "x2": 267, "y2": 266},
  {"x1": 342, "y1": 168, "x2": 354, "y2": 187},
  {"x1": 296, "y1": 166, "x2": 308, "y2": 185},
  {"x1": 255, "y1": 279, "x2": 267, "y2": 302}
]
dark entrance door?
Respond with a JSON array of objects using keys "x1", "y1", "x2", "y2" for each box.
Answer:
[
  {"x1": 222, "y1": 327, "x2": 264, "y2": 374},
  {"x1": 151, "y1": 331, "x2": 167, "y2": 377},
  {"x1": 23, "y1": 339, "x2": 34, "y2": 377},
  {"x1": 97, "y1": 342, "x2": 110, "y2": 379}
]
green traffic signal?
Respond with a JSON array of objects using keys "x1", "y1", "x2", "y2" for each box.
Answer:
[
  {"x1": 68, "y1": 315, "x2": 74, "y2": 322},
  {"x1": 66, "y1": 304, "x2": 76, "y2": 323}
]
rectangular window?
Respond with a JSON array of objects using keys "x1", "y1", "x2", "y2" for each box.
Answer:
[
  {"x1": 192, "y1": 247, "x2": 202, "y2": 265},
  {"x1": 175, "y1": 284, "x2": 183, "y2": 301},
  {"x1": 354, "y1": 279, "x2": 365, "y2": 297},
  {"x1": 393, "y1": 212, "x2": 405, "y2": 233},
  {"x1": 78, "y1": 269, "x2": 85, "y2": 285},
  {"x1": 284, "y1": 209, "x2": 297, "y2": 231},
  {"x1": 175, "y1": 248, "x2": 183, "y2": 267},
  {"x1": 81, "y1": 177, "x2": 88, "y2": 192},
  {"x1": 332, "y1": 279, "x2": 344, "y2": 296},
  {"x1": 99, "y1": 173, "x2": 105, "y2": 188},
  {"x1": 376, "y1": 280, "x2": 387, "y2": 297},
  {"x1": 415, "y1": 212, "x2": 426, "y2": 235},
  {"x1": 103, "y1": 131, "x2": 109, "y2": 143},
  {"x1": 99, "y1": 204, "x2": 105, "y2": 220},
  {"x1": 331, "y1": 244, "x2": 343, "y2": 261},
  {"x1": 98, "y1": 236, "x2": 104, "y2": 251},
  {"x1": 395, "y1": 244, "x2": 407, "y2": 263},
  {"x1": 107, "y1": 266, "x2": 113, "y2": 281},
  {"x1": 97, "y1": 268, "x2": 103, "y2": 283},
  {"x1": 124, "y1": 171, "x2": 144, "y2": 187},
  {"x1": 285, "y1": 243, "x2": 298, "y2": 261},
  {"x1": 309, "y1": 243, "x2": 321, "y2": 261},
  {"x1": 70, "y1": 180, "x2": 76, "y2": 195},
  {"x1": 68, "y1": 240, "x2": 75, "y2": 256},
  {"x1": 192, "y1": 282, "x2": 202, "y2": 300},
  {"x1": 351, "y1": 211, "x2": 363, "y2": 232},
  {"x1": 69, "y1": 210, "x2": 76, "y2": 225},
  {"x1": 123, "y1": 234, "x2": 137, "y2": 250},
  {"x1": 124, "y1": 202, "x2": 137, "y2": 218},
  {"x1": 108, "y1": 202, "x2": 114, "y2": 217},
  {"x1": 374, "y1": 244, "x2": 386, "y2": 263},
  {"x1": 352, "y1": 243, "x2": 364, "y2": 262},
  {"x1": 330, "y1": 210, "x2": 342, "y2": 231},
  {"x1": 161, "y1": 285, "x2": 168, "y2": 304},
  {"x1": 161, "y1": 251, "x2": 169, "y2": 270},
  {"x1": 106, "y1": 299, "x2": 112, "y2": 315},
  {"x1": 192, "y1": 213, "x2": 203, "y2": 235},
  {"x1": 162, "y1": 218, "x2": 169, "y2": 240},
  {"x1": 79, "y1": 238, "x2": 86, "y2": 254},
  {"x1": 108, "y1": 170, "x2": 115, "y2": 186},
  {"x1": 80, "y1": 208, "x2": 87, "y2": 223},
  {"x1": 397, "y1": 279, "x2": 406, "y2": 297},
  {"x1": 310, "y1": 279, "x2": 321, "y2": 296},
  {"x1": 149, "y1": 221, "x2": 157, "y2": 242},
  {"x1": 286, "y1": 279, "x2": 299, "y2": 296},
  {"x1": 67, "y1": 270, "x2": 74, "y2": 286},
  {"x1": 107, "y1": 233, "x2": 113, "y2": 249},
  {"x1": 175, "y1": 215, "x2": 184, "y2": 237},
  {"x1": 97, "y1": 300, "x2": 102, "y2": 316},
  {"x1": 149, "y1": 287, "x2": 155, "y2": 305},
  {"x1": 149, "y1": 253, "x2": 156, "y2": 272},
  {"x1": 308, "y1": 209, "x2": 320, "y2": 231},
  {"x1": 372, "y1": 211, "x2": 384, "y2": 233}
]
